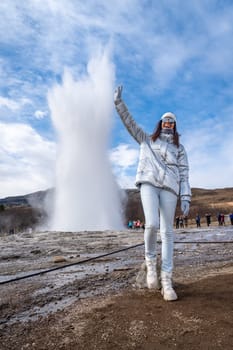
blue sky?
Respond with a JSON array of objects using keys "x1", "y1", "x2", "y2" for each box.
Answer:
[{"x1": 1, "y1": 0, "x2": 233, "y2": 198}]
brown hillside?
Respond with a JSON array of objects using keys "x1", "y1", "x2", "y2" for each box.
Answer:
[
  {"x1": 0, "y1": 187, "x2": 233, "y2": 232},
  {"x1": 124, "y1": 187, "x2": 233, "y2": 225}
]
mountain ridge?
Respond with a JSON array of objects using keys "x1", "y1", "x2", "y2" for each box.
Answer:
[{"x1": 0, "y1": 187, "x2": 233, "y2": 232}]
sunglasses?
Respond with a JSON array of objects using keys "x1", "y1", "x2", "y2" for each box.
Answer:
[{"x1": 162, "y1": 120, "x2": 175, "y2": 127}]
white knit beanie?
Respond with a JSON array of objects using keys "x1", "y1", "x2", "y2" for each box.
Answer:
[{"x1": 160, "y1": 112, "x2": 176, "y2": 122}]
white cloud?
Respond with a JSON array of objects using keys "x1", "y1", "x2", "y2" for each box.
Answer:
[
  {"x1": 152, "y1": 37, "x2": 191, "y2": 87},
  {"x1": 0, "y1": 96, "x2": 31, "y2": 112},
  {"x1": 34, "y1": 110, "x2": 47, "y2": 119},
  {"x1": 1, "y1": 1, "x2": 233, "y2": 91},
  {"x1": 0, "y1": 96, "x2": 19, "y2": 111},
  {"x1": 115, "y1": 173, "x2": 136, "y2": 189},
  {"x1": 110, "y1": 144, "x2": 138, "y2": 168},
  {"x1": 0, "y1": 122, "x2": 56, "y2": 197},
  {"x1": 110, "y1": 144, "x2": 138, "y2": 188},
  {"x1": 182, "y1": 118, "x2": 233, "y2": 189}
]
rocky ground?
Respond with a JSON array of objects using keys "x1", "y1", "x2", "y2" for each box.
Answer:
[{"x1": 0, "y1": 226, "x2": 232, "y2": 349}]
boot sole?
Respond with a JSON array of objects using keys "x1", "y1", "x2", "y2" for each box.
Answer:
[{"x1": 161, "y1": 288, "x2": 178, "y2": 301}]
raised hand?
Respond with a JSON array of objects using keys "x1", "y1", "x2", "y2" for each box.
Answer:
[{"x1": 114, "y1": 85, "x2": 123, "y2": 104}]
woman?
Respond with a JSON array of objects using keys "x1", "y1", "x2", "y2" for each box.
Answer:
[{"x1": 114, "y1": 86, "x2": 191, "y2": 301}]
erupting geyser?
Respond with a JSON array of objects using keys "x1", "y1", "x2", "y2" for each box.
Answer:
[{"x1": 48, "y1": 50, "x2": 123, "y2": 231}]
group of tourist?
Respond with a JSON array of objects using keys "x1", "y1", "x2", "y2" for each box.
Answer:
[
  {"x1": 195, "y1": 213, "x2": 233, "y2": 227},
  {"x1": 129, "y1": 213, "x2": 233, "y2": 231},
  {"x1": 128, "y1": 219, "x2": 144, "y2": 229},
  {"x1": 175, "y1": 215, "x2": 188, "y2": 228}
]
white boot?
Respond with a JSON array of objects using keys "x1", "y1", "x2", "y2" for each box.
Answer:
[
  {"x1": 161, "y1": 271, "x2": 178, "y2": 301},
  {"x1": 145, "y1": 258, "x2": 159, "y2": 289}
]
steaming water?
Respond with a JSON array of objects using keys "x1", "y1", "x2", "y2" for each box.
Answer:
[{"x1": 48, "y1": 51, "x2": 123, "y2": 231}]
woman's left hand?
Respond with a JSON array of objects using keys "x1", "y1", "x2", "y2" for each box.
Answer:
[
  {"x1": 114, "y1": 85, "x2": 123, "y2": 104},
  {"x1": 181, "y1": 200, "x2": 190, "y2": 216}
]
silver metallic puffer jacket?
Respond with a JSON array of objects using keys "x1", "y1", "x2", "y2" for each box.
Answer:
[{"x1": 115, "y1": 100, "x2": 191, "y2": 201}]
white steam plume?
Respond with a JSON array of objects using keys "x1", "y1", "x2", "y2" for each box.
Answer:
[{"x1": 48, "y1": 50, "x2": 123, "y2": 231}]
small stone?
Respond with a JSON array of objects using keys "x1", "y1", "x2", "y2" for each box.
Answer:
[{"x1": 52, "y1": 255, "x2": 67, "y2": 263}]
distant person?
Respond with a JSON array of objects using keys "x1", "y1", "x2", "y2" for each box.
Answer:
[
  {"x1": 135, "y1": 219, "x2": 141, "y2": 229},
  {"x1": 179, "y1": 216, "x2": 184, "y2": 228},
  {"x1": 196, "y1": 214, "x2": 201, "y2": 228},
  {"x1": 114, "y1": 86, "x2": 191, "y2": 301},
  {"x1": 220, "y1": 214, "x2": 225, "y2": 226},
  {"x1": 128, "y1": 220, "x2": 133, "y2": 229},
  {"x1": 175, "y1": 216, "x2": 180, "y2": 229},
  {"x1": 184, "y1": 216, "x2": 188, "y2": 228},
  {"x1": 217, "y1": 213, "x2": 221, "y2": 225},
  {"x1": 205, "y1": 213, "x2": 211, "y2": 227},
  {"x1": 229, "y1": 213, "x2": 233, "y2": 225}
]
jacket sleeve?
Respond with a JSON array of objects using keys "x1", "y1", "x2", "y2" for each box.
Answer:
[
  {"x1": 177, "y1": 144, "x2": 192, "y2": 201},
  {"x1": 115, "y1": 100, "x2": 147, "y2": 144}
]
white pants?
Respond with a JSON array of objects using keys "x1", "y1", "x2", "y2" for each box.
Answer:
[{"x1": 140, "y1": 183, "x2": 177, "y2": 273}]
